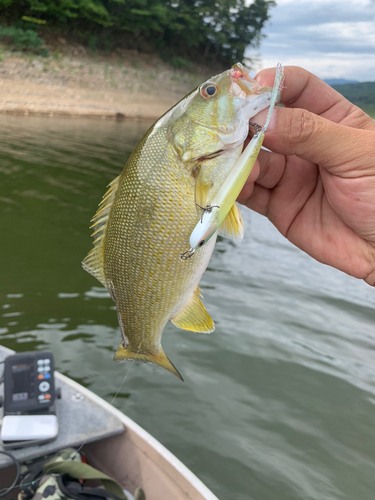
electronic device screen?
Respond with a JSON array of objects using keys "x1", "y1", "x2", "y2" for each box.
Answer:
[
  {"x1": 12, "y1": 363, "x2": 32, "y2": 401},
  {"x1": 3, "y1": 351, "x2": 55, "y2": 414}
]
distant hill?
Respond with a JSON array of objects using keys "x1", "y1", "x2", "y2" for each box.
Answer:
[
  {"x1": 324, "y1": 78, "x2": 359, "y2": 85},
  {"x1": 331, "y1": 81, "x2": 375, "y2": 117}
]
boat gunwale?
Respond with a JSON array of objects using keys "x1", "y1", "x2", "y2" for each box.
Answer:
[
  {"x1": 0, "y1": 344, "x2": 219, "y2": 500},
  {"x1": 55, "y1": 371, "x2": 219, "y2": 500}
]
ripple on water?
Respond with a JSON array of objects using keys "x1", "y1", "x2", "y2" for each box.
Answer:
[{"x1": 1, "y1": 114, "x2": 375, "y2": 500}]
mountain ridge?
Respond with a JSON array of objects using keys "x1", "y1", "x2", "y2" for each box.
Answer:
[
  {"x1": 329, "y1": 81, "x2": 375, "y2": 117},
  {"x1": 324, "y1": 78, "x2": 359, "y2": 85}
]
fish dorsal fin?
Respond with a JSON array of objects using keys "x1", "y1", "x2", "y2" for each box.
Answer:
[
  {"x1": 218, "y1": 202, "x2": 244, "y2": 242},
  {"x1": 171, "y1": 287, "x2": 215, "y2": 333},
  {"x1": 82, "y1": 175, "x2": 120, "y2": 286},
  {"x1": 114, "y1": 343, "x2": 183, "y2": 381}
]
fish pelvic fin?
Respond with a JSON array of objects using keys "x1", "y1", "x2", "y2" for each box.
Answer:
[
  {"x1": 218, "y1": 202, "x2": 244, "y2": 242},
  {"x1": 114, "y1": 344, "x2": 184, "y2": 381},
  {"x1": 82, "y1": 175, "x2": 120, "y2": 286},
  {"x1": 171, "y1": 287, "x2": 215, "y2": 334}
]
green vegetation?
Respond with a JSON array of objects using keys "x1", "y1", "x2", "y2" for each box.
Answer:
[
  {"x1": 0, "y1": 0, "x2": 275, "y2": 67},
  {"x1": 0, "y1": 24, "x2": 45, "y2": 50},
  {"x1": 332, "y1": 81, "x2": 375, "y2": 118}
]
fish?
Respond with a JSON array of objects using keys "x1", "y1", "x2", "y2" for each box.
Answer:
[{"x1": 82, "y1": 63, "x2": 273, "y2": 380}]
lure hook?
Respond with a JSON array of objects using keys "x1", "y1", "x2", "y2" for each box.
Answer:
[
  {"x1": 194, "y1": 202, "x2": 220, "y2": 223},
  {"x1": 180, "y1": 248, "x2": 195, "y2": 260},
  {"x1": 249, "y1": 121, "x2": 262, "y2": 136}
]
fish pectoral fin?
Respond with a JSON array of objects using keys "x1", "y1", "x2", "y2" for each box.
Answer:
[
  {"x1": 218, "y1": 202, "x2": 244, "y2": 242},
  {"x1": 114, "y1": 344, "x2": 183, "y2": 381},
  {"x1": 171, "y1": 288, "x2": 215, "y2": 334},
  {"x1": 82, "y1": 175, "x2": 120, "y2": 287},
  {"x1": 195, "y1": 172, "x2": 212, "y2": 211}
]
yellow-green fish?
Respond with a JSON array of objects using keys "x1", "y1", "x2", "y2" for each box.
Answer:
[{"x1": 82, "y1": 63, "x2": 272, "y2": 380}]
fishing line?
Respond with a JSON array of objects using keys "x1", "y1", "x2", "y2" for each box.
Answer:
[
  {"x1": 0, "y1": 348, "x2": 141, "y2": 497},
  {"x1": 75, "y1": 346, "x2": 141, "y2": 456}
]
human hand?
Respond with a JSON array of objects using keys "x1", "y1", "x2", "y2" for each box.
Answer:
[{"x1": 238, "y1": 66, "x2": 375, "y2": 286}]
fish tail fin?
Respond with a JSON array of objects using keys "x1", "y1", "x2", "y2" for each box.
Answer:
[
  {"x1": 82, "y1": 175, "x2": 120, "y2": 286},
  {"x1": 114, "y1": 344, "x2": 183, "y2": 381}
]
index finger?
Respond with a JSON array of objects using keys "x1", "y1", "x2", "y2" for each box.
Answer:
[{"x1": 255, "y1": 66, "x2": 356, "y2": 122}]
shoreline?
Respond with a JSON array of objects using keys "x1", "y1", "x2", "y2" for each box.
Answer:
[
  {"x1": 0, "y1": 46, "x2": 211, "y2": 120},
  {"x1": 2, "y1": 48, "x2": 372, "y2": 121},
  {"x1": 0, "y1": 78, "x2": 181, "y2": 120}
]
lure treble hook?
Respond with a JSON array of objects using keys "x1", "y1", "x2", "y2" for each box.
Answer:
[
  {"x1": 180, "y1": 248, "x2": 195, "y2": 260},
  {"x1": 194, "y1": 202, "x2": 220, "y2": 223}
]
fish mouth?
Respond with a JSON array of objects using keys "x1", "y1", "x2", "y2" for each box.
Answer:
[
  {"x1": 229, "y1": 62, "x2": 272, "y2": 98},
  {"x1": 195, "y1": 149, "x2": 224, "y2": 163},
  {"x1": 184, "y1": 64, "x2": 273, "y2": 164}
]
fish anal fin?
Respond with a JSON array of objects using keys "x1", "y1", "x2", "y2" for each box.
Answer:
[
  {"x1": 82, "y1": 175, "x2": 120, "y2": 286},
  {"x1": 171, "y1": 288, "x2": 215, "y2": 334},
  {"x1": 218, "y1": 202, "x2": 244, "y2": 242},
  {"x1": 114, "y1": 344, "x2": 183, "y2": 381}
]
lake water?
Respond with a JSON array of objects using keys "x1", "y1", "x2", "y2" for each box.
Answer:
[{"x1": 1, "y1": 114, "x2": 375, "y2": 500}]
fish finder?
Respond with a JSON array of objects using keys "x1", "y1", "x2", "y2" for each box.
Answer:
[
  {"x1": 3, "y1": 351, "x2": 56, "y2": 413},
  {"x1": 1, "y1": 351, "x2": 59, "y2": 447}
]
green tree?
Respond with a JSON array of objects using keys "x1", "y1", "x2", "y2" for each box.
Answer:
[{"x1": 0, "y1": 0, "x2": 275, "y2": 66}]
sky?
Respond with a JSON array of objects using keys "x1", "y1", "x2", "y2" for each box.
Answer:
[{"x1": 247, "y1": 0, "x2": 375, "y2": 82}]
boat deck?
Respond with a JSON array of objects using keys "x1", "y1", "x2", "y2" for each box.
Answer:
[
  {"x1": 0, "y1": 346, "x2": 124, "y2": 468},
  {"x1": 0, "y1": 345, "x2": 219, "y2": 500}
]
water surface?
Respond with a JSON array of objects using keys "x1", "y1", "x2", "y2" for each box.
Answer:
[{"x1": 1, "y1": 114, "x2": 375, "y2": 500}]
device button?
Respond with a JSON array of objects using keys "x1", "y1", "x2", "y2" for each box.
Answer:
[
  {"x1": 45, "y1": 394, "x2": 51, "y2": 400},
  {"x1": 38, "y1": 394, "x2": 45, "y2": 401},
  {"x1": 44, "y1": 366, "x2": 51, "y2": 372},
  {"x1": 43, "y1": 359, "x2": 50, "y2": 364},
  {"x1": 37, "y1": 360, "x2": 44, "y2": 366},
  {"x1": 39, "y1": 381, "x2": 50, "y2": 392},
  {"x1": 38, "y1": 374, "x2": 44, "y2": 380},
  {"x1": 37, "y1": 367, "x2": 45, "y2": 373},
  {"x1": 44, "y1": 373, "x2": 51, "y2": 379}
]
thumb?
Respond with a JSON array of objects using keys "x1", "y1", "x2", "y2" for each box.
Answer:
[{"x1": 258, "y1": 106, "x2": 375, "y2": 176}]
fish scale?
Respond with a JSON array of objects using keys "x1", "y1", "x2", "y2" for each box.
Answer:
[
  {"x1": 101, "y1": 124, "x2": 216, "y2": 377},
  {"x1": 82, "y1": 63, "x2": 274, "y2": 379}
]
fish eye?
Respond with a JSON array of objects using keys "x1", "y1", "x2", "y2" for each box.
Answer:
[
  {"x1": 198, "y1": 239, "x2": 206, "y2": 248},
  {"x1": 201, "y1": 83, "x2": 218, "y2": 99}
]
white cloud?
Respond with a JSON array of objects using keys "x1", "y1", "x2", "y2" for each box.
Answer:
[{"x1": 247, "y1": 0, "x2": 375, "y2": 81}]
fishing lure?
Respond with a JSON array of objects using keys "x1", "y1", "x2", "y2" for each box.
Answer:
[{"x1": 189, "y1": 63, "x2": 284, "y2": 252}]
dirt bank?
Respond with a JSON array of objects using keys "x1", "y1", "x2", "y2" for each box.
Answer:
[{"x1": 0, "y1": 45, "x2": 212, "y2": 119}]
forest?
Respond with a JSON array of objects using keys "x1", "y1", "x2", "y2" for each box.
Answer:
[
  {"x1": 0, "y1": 0, "x2": 275, "y2": 66},
  {"x1": 332, "y1": 81, "x2": 375, "y2": 116}
]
